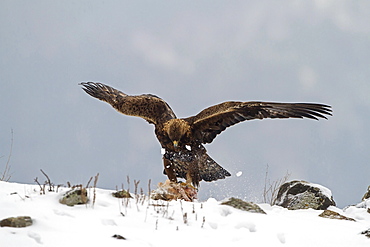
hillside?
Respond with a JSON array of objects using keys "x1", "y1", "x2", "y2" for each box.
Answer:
[{"x1": 1, "y1": 181, "x2": 369, "y2": 246}]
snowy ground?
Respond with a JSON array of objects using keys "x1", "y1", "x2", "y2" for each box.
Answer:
[{"x1": 1, "y1": 181, "x2": 369, "y2": 247}]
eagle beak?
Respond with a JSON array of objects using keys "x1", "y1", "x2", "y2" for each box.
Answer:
[{"x1": 173, "y1": 141, "x2": 179, "y2": 148}]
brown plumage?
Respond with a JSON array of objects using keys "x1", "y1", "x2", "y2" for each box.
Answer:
[{"x1": 80, "y1": 82, "x2": 332, "y2": 186}]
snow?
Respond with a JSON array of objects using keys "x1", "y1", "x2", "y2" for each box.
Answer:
[
  {"x1": 310, "y1": 182, "x2": 333, "y2": 198},
  {"x1": 1, "y1": 181, "x2": 369, "y2": 247},
  {"x1": 236, "y1": 171, "x2": 243, "y2": 177}
]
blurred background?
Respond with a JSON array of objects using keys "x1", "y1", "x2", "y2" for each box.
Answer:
[{"x1": 1, "y1": 1, "x2": 369, "y2": 207}]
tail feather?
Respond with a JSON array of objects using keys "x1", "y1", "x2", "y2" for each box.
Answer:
[
  {"x1": 198, "y1": 153, "x2": 231, "y2": 182},
  {"x1": 164, "y1": 150, "x2": 231, "y2": 186}
]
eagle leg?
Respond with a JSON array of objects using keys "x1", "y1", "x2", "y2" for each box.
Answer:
[{"x1": 163, "y1": 157, "x2": 177, "y2": 183}]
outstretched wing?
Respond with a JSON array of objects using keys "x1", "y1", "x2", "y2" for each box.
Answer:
[
  {"x1": 186, "y1": 101, "x2": 332, "y2": 144},
  {"x1": 80, "y1": 82, "x2": 176, "y2": 125}
]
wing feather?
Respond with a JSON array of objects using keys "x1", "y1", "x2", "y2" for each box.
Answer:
[
  {"x1": 80, "y1": 82, "x2": 176, "y2": 125},
  {"x1": 186, "y1": 101, "x2": 332, "y2": 144}
]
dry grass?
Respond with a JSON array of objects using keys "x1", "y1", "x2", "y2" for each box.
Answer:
[{"x1": 263, "y1": 164, "x2": 291, "y2": 205}]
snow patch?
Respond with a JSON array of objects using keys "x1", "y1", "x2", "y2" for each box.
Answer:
[
  {"x1": 101, "y1": 219, "x2": 117, "y2": 226},
  {"x1": 0, "y1": 181, "x2": 369, "y2": 247},
  {"x1": 28, "y1": 231, "x2": 43, "y2": 244},
  {"x1": 310, "y1": 182, "x2": 333, "y2": 198},
  {"x1": 277, "y1": 232, "x2": 286, "y2": 244},
  {"x1": 235, "y1": 221, "x2": 256, "y2": 232}
]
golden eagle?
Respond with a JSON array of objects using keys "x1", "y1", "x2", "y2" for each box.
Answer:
[{"x1": 80, "y1": 82, "x2": 331, "y2": 186}]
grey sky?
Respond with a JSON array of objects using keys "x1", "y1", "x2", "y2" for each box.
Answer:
[{"x1": 1, "y1": 1, "x2": 370, "y2": 207}]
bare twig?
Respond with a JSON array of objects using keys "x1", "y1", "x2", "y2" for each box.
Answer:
[
  {"x1": 183, "y1": 213, "x2": 188, "y2": 225},
  {"x1": 86, "y1": 176, "x2": 93, "y2": 188},
  {"x1": 56, "y1": 184, "x2": 62, "y2": 193},
  {"x1": 34, "y1": 177, "x2": 44, "y2": 194},
  {"x1": 140, "y1": 188, "x2": 146, "y2": 205},
  {"x1": 263, "y1": 164, "x2": 270, "y2": 203},
  {"x1": 263, "y1": 164, "x2": 290, "y2": 205},
  {"x1": 134, "y1": 180, "x2": 140, "y2": 195},
  {"x1": 134, "y1": 179, "x2": 140, "y2": 209},
  {"x1": 1, "y1": 129, "x2": 14, "y2": 181},
  {"x1": 40, "y1": 169, "x2": 54, "y2": 192},
  {"x1": 126, "y1": 175, "x2": 130, "y2": 193},
  {"x1": 148, "y1": 179, "x2": 151, "y2": 196},
  {"x1": 147, "y1": 179, "x2": 152, "y2": 206},
  {"x1": 180, "y1": 200, "x2": 188, "y2": 224},
  {"x1": 92, "y1": 173, "x2": 99, "y2": 207}
]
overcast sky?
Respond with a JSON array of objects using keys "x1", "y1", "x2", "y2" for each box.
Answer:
[{"x1": 1, "y1": 1, "x2": 370, "y2": 207}]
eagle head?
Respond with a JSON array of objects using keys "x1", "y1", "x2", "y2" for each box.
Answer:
[{"x1": 163, "y1": 119, "x2": 190, "y2": 150}]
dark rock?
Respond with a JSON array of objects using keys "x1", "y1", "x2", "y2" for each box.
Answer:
[
  {"x1": 275, "y1": 180, "x2": 336, "y2": 210},
  {"x1": 112, "y1": 234, "x2": 126, "y2": 240},
  {"x1": 221, "y1": 197, "x2": 266, "y2": 214},
  {"x1": 362, "y1": 186, "x2": 370, "y2": 201},
  {"x1": 361, "y1": 229, "x2": 370, "y2": 238},
  {"x1": 59, "y1": 187, "x2": 88, "y2": 206},
  {"x1": 112, "y1": 190, "x2": 132, "y2": 198},
  {"x1": 319, "y1": 210, "x2": 355, "y2": 221},
  {"x1": 0, "y1": 216, "x2": 33, "y2": 228}
]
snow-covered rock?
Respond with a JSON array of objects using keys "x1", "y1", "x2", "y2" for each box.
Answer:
[
  {"x1": 59, "y1": 187, "x2": 88, "y2": 206},
  {"x1": 355, "y1": 198, "x2": 370, "y2": 211},
  {"x1": 112, "y1": 189, "x2": 132, "y2": 198},
  {"x1": 274, "y1": 180, "x2": 336, "y2": 210},
  {"x1": 0, "y1": 216, "x2": 33, "y2": 228},
  {"x1": 362, "y1": 186, "x2": 370, "y2": 201},
  {"x1": 221, "y1": 197, "x2": 266, "y2": 214},
  {"x1": 319, "y1": 210, "x2": 355, "y2": 221}
]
